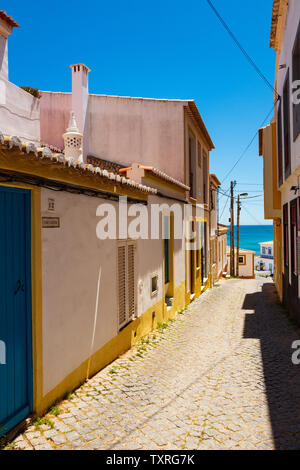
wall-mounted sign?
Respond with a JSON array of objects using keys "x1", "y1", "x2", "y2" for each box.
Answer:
[
  {"x1": 48, "y1": 198, "x2": 55, "y2": 211},
  {"x1": 42, "y1": 217, "x2": 60, "y2": 228}
]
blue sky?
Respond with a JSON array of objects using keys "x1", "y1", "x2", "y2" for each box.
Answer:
[{"x1": 5, "y1": 0, "x2": 275, "y2": 225}]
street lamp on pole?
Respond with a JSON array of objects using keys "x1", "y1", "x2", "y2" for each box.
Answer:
[{"x1": 236, "y1": 193, "x2": 248, "y2": 278}]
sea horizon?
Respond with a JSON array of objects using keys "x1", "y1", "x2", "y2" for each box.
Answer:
[{"x1": 226, "y1": 225, "x2": 273, "y2": 256}]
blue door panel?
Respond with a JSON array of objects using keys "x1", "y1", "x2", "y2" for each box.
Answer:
[{"x1": 0, "y1": 187, "x2": 32, "y2": 436}]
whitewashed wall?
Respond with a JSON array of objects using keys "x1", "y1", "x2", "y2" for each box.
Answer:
[
  {"x1": 277, "y1": 0, "x2": 300, "y2": 173},
  {"x1": 217, "y1": 233, "x2": 228, "y2": 276},
  {"x1": 0, "y1": 78, "x2": 40, "y2": 142},
  {"x1": 276, "y1": 0, "x2": 300, "y2": 295},
  {"x1": 41, "y1": 189, "x2": 186, "y2": 394}
]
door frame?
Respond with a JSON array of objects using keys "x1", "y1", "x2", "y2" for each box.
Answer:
[{"x1": 0, "y1": 186, "x2": 33, "y2": 433}]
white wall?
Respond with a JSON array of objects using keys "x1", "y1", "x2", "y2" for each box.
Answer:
[
  {"x1": 217, "y1": 233, "x2": 228, "y2": 275},
  {"x1": 41, "y1": 189, "x2": 186, "y2": 394},
  {"x1": 277, "y1": 0, "x2": 300, "y2": 173},
  {"x1": 227, "y1": 251, "x2": 254, "y2": 278},
  {"x1": 277, "y1": 0, "x2": 300, "y2": 296},
  {"x1": 0, "y1": 78, "x2": 40, "y2": 142},
  {"x1": 41, "y1": 189, "x2": 118, "y2": 394},
  {"x1": 210, "y1": 187, "x2": 218, "y2": 236}
]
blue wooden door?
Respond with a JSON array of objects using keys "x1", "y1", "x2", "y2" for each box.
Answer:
[{"x1": 0, "y1": 187, "x2": 32, "y2": 437}]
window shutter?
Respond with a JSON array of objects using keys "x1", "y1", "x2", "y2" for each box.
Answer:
[
  {"x1": 127, "y1": 243, "x2": 136, "y2": 320},
  {"x1": 118, "y1": 244, "x2": 127, "y2": 328},
  {"x1": 118, "y1": 241, "x2": 137, "y2": 329},
  {"x1": 291, "y1": 203, "x2": 296, "y2": 226}
]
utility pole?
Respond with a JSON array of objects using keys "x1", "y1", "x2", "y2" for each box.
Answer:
[
  {"x1": 236, "y1": 192, "x2": 248, "y2": 278},
  {"x1": 236, "y1": 195, "x2": 240, "y2": 278},
  {"x1": 230, "y1": 181, "x2": 235, "y2": 277}
]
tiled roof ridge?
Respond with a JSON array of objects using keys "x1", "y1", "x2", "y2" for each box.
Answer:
[
  {"x1": 0, "y1": 10, "x2": 19, "y2": 28},
  {"x1": 142, "y1": 165, "x2": 190, "y2": 190},
  {"x1": 40, "y1": 141, "x2": 64, "y2": 153},
  {"x1": 120, "y1": 164, "x2": 190, "y2": 191},
  {"x1": 0, "y1": 133, "x2": 157, "y2": 195},
  {"x1": 87, "y1": 155, "x2": 126, "y2": 175}
]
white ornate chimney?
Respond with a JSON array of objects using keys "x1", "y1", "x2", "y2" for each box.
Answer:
[
  {"x1": 70, "y1": 63, "x2": 90, "y2": 161},
  {"x1": 0, "y1": 12, "x2": 19, "y2": 80},
  {"x1": 63, "y1": 111, "x2": 83, "y2": 162}
]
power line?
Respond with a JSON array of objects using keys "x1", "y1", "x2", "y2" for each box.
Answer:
[
  {"x1": 242, "y1": 205, "x2": 264, "y2": 225},
  {"x1": 220, "y1": 189, "x2": 231, "y2": 220},
  {"x1": 205, "y1": 0, "x2": 279, "y2": 98},
  {"x1": 237, "y1": 183, "x2": 263, "y2": 185},
  {"x1": 218, "y1": 187, "x2": 264, "y2": 200},
  {"x1": 234, "y1": 190, "x2": 264, "y2": 193},
  {"x1": 218, "y1": 185, "x2": 230, "y2": 200},
  {"x1": 205, "y1": 0, "x2": 280, "y2": 185},
  {"x1": 221, "y1": 104, "x2": 275, "y2": 184}
]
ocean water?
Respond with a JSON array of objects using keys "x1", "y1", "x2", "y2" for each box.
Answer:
[{"x1": 226, "y1": 225, "x2": 273, "y2": 256}]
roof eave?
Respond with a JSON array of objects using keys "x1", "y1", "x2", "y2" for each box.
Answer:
[
  {"x1": 270, "y1": 0, "x2": 280, "y2": 49},
  {"x1": 0, "y1": 10, "x2": 19, "y2": 28},
  {"x1": 186, "y1": 101, "x2": 215, "y2": 151},
  {"x1": 210, "y1": 173, "x2": 221, "y2": 187}
]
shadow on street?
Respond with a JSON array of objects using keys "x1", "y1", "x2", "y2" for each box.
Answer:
[{"x1": 243, "y1": 282, "x2": 300, "y2": 450}]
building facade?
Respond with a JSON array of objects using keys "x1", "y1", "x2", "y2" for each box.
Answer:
[
  {"x1": 257, "y1": 241, "x2": 274, "y2": 273},
  {"x1": 227, "y1": 248, "x2": 255, "y2": 279},
  {"x1": 217, "y1": 224, "x2": 229, "y2": 278},
  {"x1": 260, "y1": 0, "x2": 300, "y2": 321},
  {"x1": 0, "y1": 11, "x2": 219, "y2": 436},
  {"x1": 209, "y1": 174, "x2": 229, "y2": 284}
]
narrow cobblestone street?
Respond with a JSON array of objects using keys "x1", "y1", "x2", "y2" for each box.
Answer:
[{"x1": 12, "y1": 278, "x2": 300, "y2": 450}]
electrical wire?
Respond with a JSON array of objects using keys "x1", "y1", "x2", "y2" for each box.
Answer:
[
  {"x1": 221, "y1": 104, "x2": 275, "y2": 184},
  {"x1": 241, "y1": 205, "x2": 265, "y2": 225},
  {"x1": 205, "y1": 0, "x2": 279, "y2": 98},
  {"x1": 237, "y1": 183, "x2": 264, "y2": 185},
  {"x1": 220, "y1": 194, "x2": 230, "y2": 220},
  {"x1": 217, "y1": 187, "x2": 264, "y2": 200},
  {"x1": 205, "y1": 0, "x2": 280, "y2": 186}
]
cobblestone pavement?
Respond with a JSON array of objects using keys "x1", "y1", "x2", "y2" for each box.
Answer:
[{"x1": 11, "y1": 278, "x2": 300, "y2": 450}]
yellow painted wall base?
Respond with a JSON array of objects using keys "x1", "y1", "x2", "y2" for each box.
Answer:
[{"x1": 36, "y1": 281, "x2": 186, "y2": 416}]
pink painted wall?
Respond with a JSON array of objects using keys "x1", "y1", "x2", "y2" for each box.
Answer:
[
  {"x1": 39, "y1": 89, "x2": 186, "y2": 182},
  {"x1": 40, "y1": 91, "x2": 71, "y2": 150},
  {"x1": 88, "y1": 95, "x2": 185, "y2": 182}
]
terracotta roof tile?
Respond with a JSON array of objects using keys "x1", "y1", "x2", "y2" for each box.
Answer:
[
  {"x1": 0, "y1": 132, "x2": 157, "y2": 195},
  {"x1": 120, "y1": 164, "x2": 190, "y2": 191},
  {"x1": 87, "y1": 155, "x2": 126, "y2": 174},
  {"x1": 0, "y1": 11, "x2": 19, "y2": 28}
]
